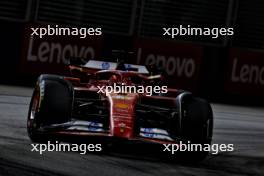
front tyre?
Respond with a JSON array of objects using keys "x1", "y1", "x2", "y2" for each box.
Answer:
[
  {"x1": 27, "y1": 75, "x2": 73, "y2": 143},
  {"x1": 180, "y1": 97, "x2": 213, "y2": 162},
  {"x1": 27, "y1": 85, "x2": 43, "y2": 142}
]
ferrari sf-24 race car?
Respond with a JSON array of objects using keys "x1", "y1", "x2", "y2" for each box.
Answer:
[{"x1": 27, "y1": 59, "x2": 213, "y2": 161}]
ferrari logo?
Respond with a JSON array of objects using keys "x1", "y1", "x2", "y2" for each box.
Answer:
[{"x1": 119, "y1": 123, "x2": 126, "y2": 133}]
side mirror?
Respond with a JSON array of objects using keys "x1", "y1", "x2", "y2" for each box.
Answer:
[{"x1": 70, "y1": 67, "x2": 91, "y2": 83}]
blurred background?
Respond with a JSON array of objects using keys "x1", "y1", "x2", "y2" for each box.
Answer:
[{"x1": 0, "y1": 0, "x2": 263, "y2": 104}]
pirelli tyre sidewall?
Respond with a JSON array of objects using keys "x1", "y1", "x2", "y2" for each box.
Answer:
[{"x1": 27, "y1": 74, "x2": 73, "y2": 142}]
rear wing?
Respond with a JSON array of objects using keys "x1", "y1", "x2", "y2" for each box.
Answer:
[{"x1": 84, "y1": 60, "x2": 149, "y2": 74}]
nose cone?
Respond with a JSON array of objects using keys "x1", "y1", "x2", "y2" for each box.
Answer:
[{"x1": 107, "y1": 93, "x2": 138, "y2": 139}]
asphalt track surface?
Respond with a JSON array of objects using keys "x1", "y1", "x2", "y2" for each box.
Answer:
[{"x1": 0, "y1": 85, "x2": 263, "y2": 176}]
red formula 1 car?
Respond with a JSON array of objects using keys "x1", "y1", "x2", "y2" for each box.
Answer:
[{"x1": 27, "y1": 59, "x2": 213, "y2": 161}]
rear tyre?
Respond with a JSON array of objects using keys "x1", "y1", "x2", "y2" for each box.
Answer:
[{"x1": 27, "y1": 75, "x2": 73, "y2": 143}]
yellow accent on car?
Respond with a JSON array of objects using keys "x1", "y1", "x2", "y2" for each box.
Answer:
[{"x1": 115, "y1": 103, "x2": 129, "y2": 109}]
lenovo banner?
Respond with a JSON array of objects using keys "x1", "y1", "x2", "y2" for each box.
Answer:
[
  {"x1": 134, "y1": 38, "x2": 203, "y2": 91},
  {"x1": 20, "y1": 24, "x2": 103, "y2": 75},
  {"x1": 225, "y1": 48, "x2": 264, "y2": 96}
]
